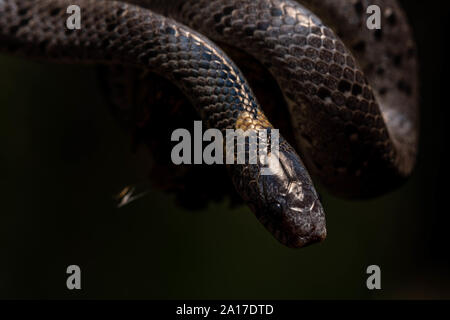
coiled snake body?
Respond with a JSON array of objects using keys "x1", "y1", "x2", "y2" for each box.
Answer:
[{"x1": 0, "y1": 0, "x2": 419, "y2": 248}]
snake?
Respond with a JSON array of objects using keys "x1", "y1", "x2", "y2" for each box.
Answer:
[{"x1": 0, "y1": 0, "x2": 419, "y2": 248}]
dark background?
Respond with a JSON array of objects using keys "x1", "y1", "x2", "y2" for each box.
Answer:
[{"x1": 0, "y1": 1, "x2": 448, "y2": 299}]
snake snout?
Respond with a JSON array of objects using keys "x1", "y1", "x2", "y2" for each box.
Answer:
[
  {"x1": 276, "y1": 182, "x2": 327, "y2": 248},
  {"x1": 284, "y1": 197, "x2": 327, "y2": 248}
]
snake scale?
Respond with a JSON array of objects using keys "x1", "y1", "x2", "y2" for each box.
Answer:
[{"x1": 0, "y1": 0, "x2": 419, "y2": 248}]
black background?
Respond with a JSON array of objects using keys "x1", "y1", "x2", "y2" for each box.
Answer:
[{"x1": 0, "y1": 0, "x2": 448, "y2": 299}]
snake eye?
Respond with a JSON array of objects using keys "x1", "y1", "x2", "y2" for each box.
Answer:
[{"x1": 269, "y1": 201, "x2": 283, "y2": 218}]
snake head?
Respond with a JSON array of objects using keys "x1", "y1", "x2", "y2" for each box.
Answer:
[{"x1": 229, "y1": 138, "x2": 327, "y2": 248}]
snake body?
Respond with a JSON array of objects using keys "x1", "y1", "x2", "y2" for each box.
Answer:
[{"x1": 0, "y1": 0, "x2": 419, "y2": 248}]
